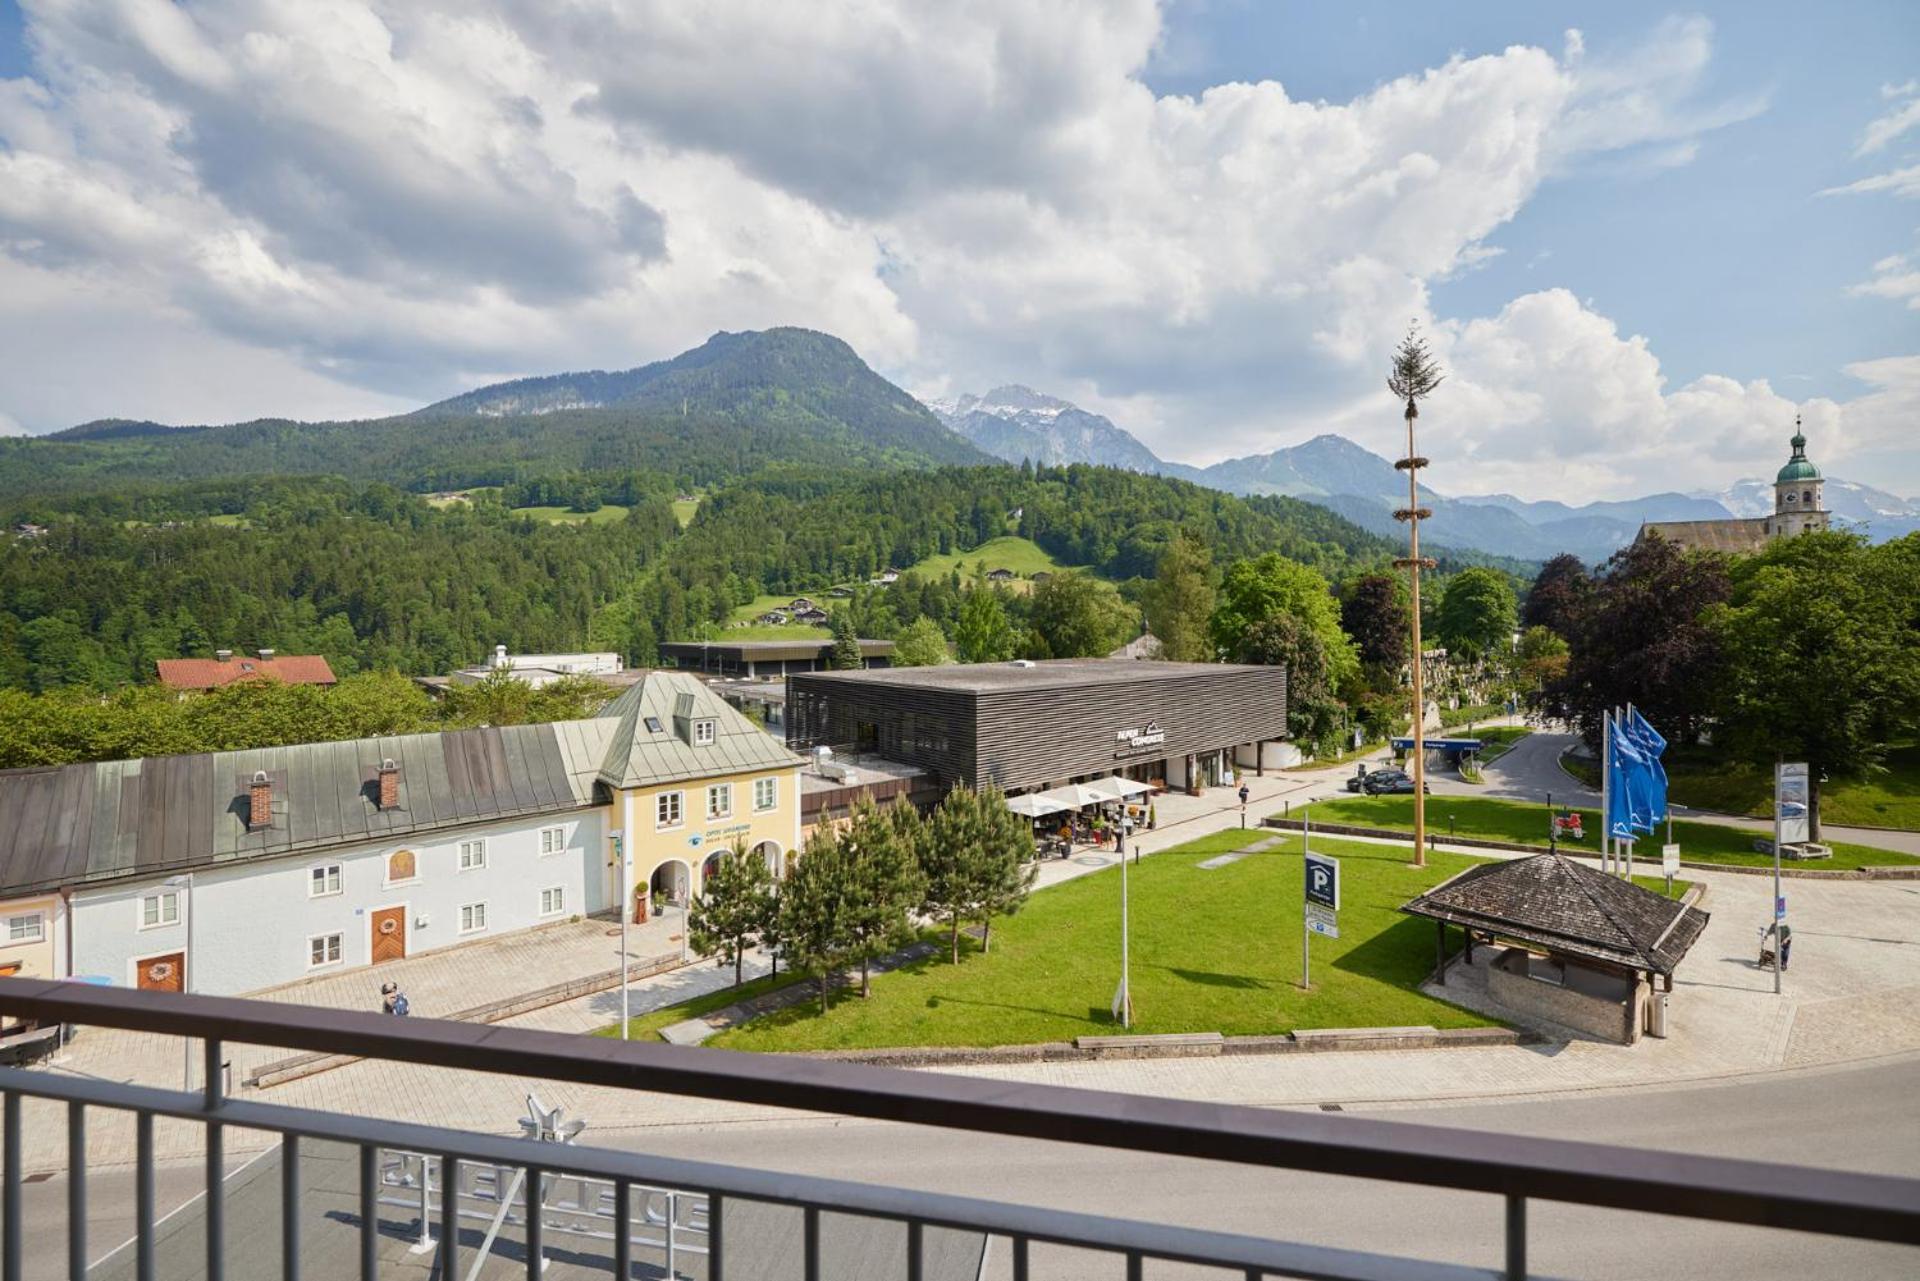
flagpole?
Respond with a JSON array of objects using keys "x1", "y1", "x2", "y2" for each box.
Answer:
[
  {"x1": 1601, "y1": 709, "x2": 1612, "y2": 875},
  {"x1": 1624, "y1": 703, "x2": 1638, "y2": 881}
]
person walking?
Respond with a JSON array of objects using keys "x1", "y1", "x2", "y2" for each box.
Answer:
[
  {"x1": 1779, "y1": 922, "x2": 1793, "y2": 971},
  {"x1": 381, "y1": 981, "x2": 412, "y2": 1016}
]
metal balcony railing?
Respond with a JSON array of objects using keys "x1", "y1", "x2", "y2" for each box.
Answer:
[{"x1": 1, "y1": 976, "x2": 1918, "y2": 1280}]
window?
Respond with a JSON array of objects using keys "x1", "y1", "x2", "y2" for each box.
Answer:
[
  {"x1": 707, "y1": 783, "x2": 732, "y2": 820},
  {"x1": 539, "y1": 886, "x2": 566, "y2": 917},
  {"x1": 539, "y1": 826, "x2": 566, "y2": 856},
  {"x1": 1803, "y1": 490, "x2": 1813, "y2": 504},
  {"x1": 139, "y1": 891, "x2": 179, "y2": 930},
  {"x1": 6, "y1": 914, "x2": 43, "y2": 944},
  {"x1": 308, "y1": 933, "x2": 342, "y2": 968},
  {"x1": 643, "y1": 716, "x2": 664, "y2": 734},
  {"x1": 656, "y1": 791, "x2": 684, "y2": 828},
  {"x1": 459, "y1": 839, "x2": 487, "y2": 871},
  {"x1": 753, "y1": 777, "x2": 778, "y2": 812},
  {"x1": 459, "y1": 902, "x2": 488, "y2": 934},
  {"x1": 693, "y1": 719, "x2": 716, "y2": 746},
  {"x1": 309, "y1": 864, "x2": 342, "y2": 897},
  {"x1": 386, "y1": 850, "x2": 417, "y2": 884}
]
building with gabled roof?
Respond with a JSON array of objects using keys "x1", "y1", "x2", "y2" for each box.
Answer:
[
  {"x1": 1638, "y1": 421, "x2": 1829, "y2": 556},
  {"x1": 0, "y1": 671, "x2": 800, "y2": 995},
  {"x1": 156, "y1": 649, "x2": 336, "y2": 691}
]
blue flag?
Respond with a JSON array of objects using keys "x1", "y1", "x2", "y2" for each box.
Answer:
[
  {"x1": 1624, "y1": 708, "x2": 1668, "y2": 827},
  {"x1": 1606, "y1": 717, "x2": 1652, "y2": 837}
]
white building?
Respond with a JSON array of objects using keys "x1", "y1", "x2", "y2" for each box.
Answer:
[
  {"x1": 1, "y1": 672, "x2": 803, "y2": 997},
  {"x1": 445, "y1": 644, "x2": 626, "y2": 688}
]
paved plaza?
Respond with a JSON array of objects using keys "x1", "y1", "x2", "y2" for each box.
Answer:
[{"x1": 10, "y1": 758, "x2": 1920, "y2": 1176}]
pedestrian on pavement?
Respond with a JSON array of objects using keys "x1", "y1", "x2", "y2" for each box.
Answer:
[
  {"x1": 1238, "y1": 783, "x2": 1250, "y2": 807},
  {"x1": 381, "y1": 981, "x2": 411, "y2": 1016},
  {"x1": 1779, "y1": 922, "x2": 1793, "y2": 971}
]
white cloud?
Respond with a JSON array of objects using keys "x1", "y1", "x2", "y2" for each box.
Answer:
[
  {"x1": 0, "y1": 2, "x2": 1893, "y2": 497},
  {"x1": 1857, "y1": 81, "x2": 1920, "y2": 154},
  {"x1": 1845, "y1": 253, "x2": 1920, "y2": 310},
  {"x1": 1821, "y1": 164, "x2": 1920, "y2": 200}
]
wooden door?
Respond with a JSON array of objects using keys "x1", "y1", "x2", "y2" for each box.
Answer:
[
  {"x1": 371, "y1": 907, "x2": 407, "y2": 964},
  {"x1": 136, "y1": 952, "x2": 184, "y2": 992}
]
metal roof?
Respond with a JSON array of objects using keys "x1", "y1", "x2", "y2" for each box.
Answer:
[
  {"x1": 791, "y1": 657, "x2": 1275, "y2": 694},
  {"x1": 1400, "y1": 852, "x2": 1709, "y2": 976},
  {"x1": 597, "y1": 671, "x2": 806, "y2": 789},
  {"x1": 1637, "y1": 519, "x2": 1772, "y2": 555}
]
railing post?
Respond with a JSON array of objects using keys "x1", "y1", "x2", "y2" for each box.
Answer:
[
  {"x1": 441, "y1": 1154, "x2": 460, "y2": 1280},
  {"x1": 804, "y1": 1204, "x2": 821, "y2": 1281},
  {"x1": 359, "y1": 1144, "x2": 377, "y2": 1281},
  {"x1": 708, "y1": 1192, "x2": 722, "y2": 1281},
  {"x1": 1505, "y1": 1194, "x2": 1527, "y2": 1280},
  {"x1": 614, "y1": 1177, "x2": 632, "y2": 1281},
  {"x1": 526, "y1": 1164, "x2": 544, "y2": 1280},
  {"x1": 136, "y1": 1111, "x2": 155, "y2": 1281},
  {"x1": 282, "y1": 1134, "x2": 301, "y2": 1281},
  {"x1": 907, "y1": 1219, "x2": 923, "y2": 1281},
  {"x1": 2, "y1": 1091, "x2": 20, "y2": 1281},
  {"x1": 204, "y1": 1038, "x2": 225, "y2": 1281},
  {"x1": 67, "y1": 1101, "x2": 87, "y2": 1281}
]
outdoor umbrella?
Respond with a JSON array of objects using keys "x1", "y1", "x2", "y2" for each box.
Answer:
[
  {"x1": 1036, "y1": 782, "x2": 1111, "y2": 809},
  {"x1": 1006, "y1": 793, "x2": 1070, "y2": 818}
]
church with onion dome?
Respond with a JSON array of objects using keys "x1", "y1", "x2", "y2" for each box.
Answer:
[{"x1": 1637, "y1": 419, "x2": 1829, "y2": 555}]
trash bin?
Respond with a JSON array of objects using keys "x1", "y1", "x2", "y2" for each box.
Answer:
[{"x1": 1646, "y1": 991, "x2": 1669, "y2": 1039}]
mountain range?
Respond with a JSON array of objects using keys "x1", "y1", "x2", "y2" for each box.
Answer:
[{"x1": 929, "y1": 384, "x2": 1920, "y2": 560}]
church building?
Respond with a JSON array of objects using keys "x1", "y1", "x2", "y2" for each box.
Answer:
[{"x1": 1637, "y1": 420, "x2": 1829, "y2": 555}]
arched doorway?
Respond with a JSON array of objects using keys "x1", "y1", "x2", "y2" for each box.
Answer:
[
  {"x1": 650, "y1": 859, "x2": 690, "y2": 908},
  {"x1": 751, "y1": 840, "x2": 785, "y2": 878},
  {"x1": 701, "y1": 850, "x2": 725, "y2": 885}
]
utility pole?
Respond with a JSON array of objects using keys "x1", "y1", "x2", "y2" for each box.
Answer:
[{"x1": 1388, "y1": 326, "x2": 1443, "y2": 867}]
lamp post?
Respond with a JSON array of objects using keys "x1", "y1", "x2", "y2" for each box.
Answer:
[
  {"x1": 1388, "y1": 325, "x2": 1444, "y2": 867},
  {"x1": 164, "y1": 873, "x2": 193, "y2": 1088}
]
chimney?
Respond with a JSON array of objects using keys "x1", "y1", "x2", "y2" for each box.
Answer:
[
  {"x1": 216, "y1": 649, "x2": 233, "y2": 663},
  {"x1": 377, "y1": 758, "x2": 400, "y2": 810},
  {"x1": 248, "y1": 770, "x2": 273, "y2": 829},
  {"x1": 258, "y1": 647, "x2": 275, "y2": 661},
  {"x1": 493, "y1": 644, "x2": 509, "y2": 670}
]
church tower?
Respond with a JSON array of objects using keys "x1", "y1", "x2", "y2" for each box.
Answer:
[{"x1": 1768, "y1": 416, "x2": 1827, "y2": 539}]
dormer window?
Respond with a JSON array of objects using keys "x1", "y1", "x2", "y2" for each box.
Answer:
[{"x1": 693, "y1": 719, "x2": 716, "y2": 746}]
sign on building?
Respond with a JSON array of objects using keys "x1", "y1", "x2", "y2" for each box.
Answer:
[{"x1": 1776, "y1": 762, "x2": 1810, "y2": 845}]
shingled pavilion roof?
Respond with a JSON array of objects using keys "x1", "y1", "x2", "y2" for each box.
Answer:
[{"x1": 1400, "y1": 852, "x2": 1709, "y2": 976}]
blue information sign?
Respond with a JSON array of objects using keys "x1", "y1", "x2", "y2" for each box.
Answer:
[
  {"x1": 1305, "y1": 852, "x2": 1340, "y2": 911},
  {"x1": 1775, "y1": 896, "x2": 1787, "y2": 921}
]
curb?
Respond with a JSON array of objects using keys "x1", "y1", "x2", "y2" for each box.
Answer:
[
  {"x1": 783, "y1": 1025, "x2": 1526, "y2": 1068},
  {"x1": 1259, "y1": 818, "x2": 1920, "y2": 880}
]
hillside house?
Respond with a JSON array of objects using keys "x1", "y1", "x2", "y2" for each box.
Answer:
[{"x1": 156, "y1": 650, "x2": 337, "y2": 692}]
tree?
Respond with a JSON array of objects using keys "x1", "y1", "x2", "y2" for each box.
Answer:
[
  {"x1": 1712, "y1": 531, "x2": 1920, "y2": 840},
  {"x1": 1025, "y1": 572, "x2": 1133, "y2": 659},
  {"x1": 1141, "y1": 529, "x2": 1216, "y2": 662},
  {"x1": 828, "y1": 609, "x2": 863, "y2": 670},
  {"x1": 971, "y1": 785, "x2": 1037, "y2": 951},
  {"x1": 1209, "y1": 553, "x2": 1359, "y2": 687},
  {"x1": 688, "y1": 839, "x2": 776, "y2": 987},
  {"x1": 777, "y1": 827, "x2": 859, "y2": 1014},
  {"x1": 952, "y1": 588, "x2": 1018, "y2": 663},
  {"x1": 1435, "y1": 568, "x2": 1518, "y2": 660},
  {"x1": 1546, "y1": 533, "x2": 1731, "y2": 746},
  {"x1": 1522, "y1": 553, "x2": 1591, "y2": 639},
  {"x1": 921, "y1": 784, "x2": 986, "y2": 964},
  {"x1": 1235, "y1": 613, "x2": 1340, "y2": 749},
  {"x1": 891, "y1": 616, "x2": 951, "y2": 668},
  {"x1": 1514, "y1": 625, "x2": 1570, "y2": 695},
  {"x1": 1340, "y1": 573, "x2": 1410, "y2": 672},
  {"x1": 839, "y1": 798, "x2": 926, "y2": 995}
]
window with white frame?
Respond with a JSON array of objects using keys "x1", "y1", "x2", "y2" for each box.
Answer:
[
  {"x1": 656, "y1": 791, "x2": 683, "y2": 828},
  {"x1": 539, "y1": 826, "x2": 566, "y2": 856},
  {"x1": 540, "y1": 886, "x2": 566, "y2": 917},
  {"x1": 309, "y1": 864, "x2": 342, "y2": 897},
  {"x1": 6, "y1": 914, "x2": 44, "y2": 944},
  {"x1": 308, "y1": 933, "x2": 342, "y2": 967},
  {"x1": 707, "y1": 782, "x2": 732, "y2": 819},
  {"x1": 693, "y1": 718, "x2": 716, "y2": 746},
  {"x1": 459, "y1": 902, "x2": 488, "y2": 934},
  {"x1": 753, "y1": 776, "x2": 778, "y2": 812},
  {"x1": 459, "y1": 839, "x2": 487, "y2": 871},
  {"x1": 139, "y1": 891, "x2": 180, "y2": 930}
]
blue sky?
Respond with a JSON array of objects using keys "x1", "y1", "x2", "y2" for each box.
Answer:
[{"x1": 0, "y1": 2, "x2": 1913, "y2": 497}]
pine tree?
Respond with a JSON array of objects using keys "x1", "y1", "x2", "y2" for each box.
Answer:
[
  {"x1": 971, "y1": 784, "x2": 1037, "y2": 953},
  {"x1": 921, "y1": 784, "x2": 985, "y2": 964},
  {"x1": 778, "y1": 827, "x2": 859, "y2": 1013},
  {"x1": 828, "y1": 609, "x2": 864, "y2": 669},
  {"x1": 1142, "y1": 528, "x2": 1216, "y2": 662},
  {"x1": 840, "y1": 798, "x2": 926, "y2": 996},
  {"x1": 688, "y1": 839, "x2": 776, "y2": 987}
]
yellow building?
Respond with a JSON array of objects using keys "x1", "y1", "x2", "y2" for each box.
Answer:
[
  {"x1": 596, "y1": 674, "x2": 805, "y2": 919},
  {"x1": 0, "y1": 892, "x2": 64, "y2": 980}
]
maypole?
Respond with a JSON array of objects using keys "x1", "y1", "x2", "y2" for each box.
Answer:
[{"x1": 1388, "y1": 325, "x2": 1443, "y2": 867}]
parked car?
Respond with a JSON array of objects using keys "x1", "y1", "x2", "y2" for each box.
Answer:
[{"x1": 1363, "y1": 769, "x2": 1429, "y2": 795}]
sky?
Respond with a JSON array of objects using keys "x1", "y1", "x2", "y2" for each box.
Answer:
[{"x1": 0, "y1": 1, "x2": 1914, "y2": 500}]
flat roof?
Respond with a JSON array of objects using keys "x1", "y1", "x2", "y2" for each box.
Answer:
[
  {"x1": 660, "y1": 639, "x2": 895, "y2": 659},
  {"x1": 790, "y1": 657, "x2": 1276, "y2": 694}
]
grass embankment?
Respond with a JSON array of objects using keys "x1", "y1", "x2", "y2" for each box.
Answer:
[
  {"x1": 905, "y1": 535, "x2": 1083, "y2": 587},
  {"x1": 1290, "y1": 795, "x2": 1919, "y2": 871},
  {"x1": 603, "y1": 830, "x2": 1504, "y2": 1050},
  {"x1": 513, "y1": 503, "x2": 631, "y2": 526},
  {"x1": 1440, "y1": 703, "x2": 1504, "y2": 730},
  {"x1": 1565, "y1": 743, "x2": 1919, "y2": 832},
  {"x1": 671, "y1": 496, "x2": 701, "y2": 528}
]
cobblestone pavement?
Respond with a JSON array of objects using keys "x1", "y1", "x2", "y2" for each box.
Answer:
[{"x1": 14, "y1": 773, "x2": 1920, "y2": 1173}]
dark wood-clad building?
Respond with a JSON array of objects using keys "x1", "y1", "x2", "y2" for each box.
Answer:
[
  {"x1": 786, "y1": 659, "x2": 1288, "y2": 794},
  {"x1": 658, "y1": 639, "x2": 895, "y2": 678}
]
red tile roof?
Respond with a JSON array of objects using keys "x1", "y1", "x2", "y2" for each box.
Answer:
[{"x1": 155, "y1": 655, "x2": 338, "y2": 689}]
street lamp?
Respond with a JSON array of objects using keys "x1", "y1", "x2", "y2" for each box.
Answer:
[{"x1": 164, "y1": 873, "x2": 194, "y2": 1088}]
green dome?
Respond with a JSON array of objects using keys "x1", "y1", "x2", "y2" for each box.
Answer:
[{"x1": 1776, "y1": 430, "x2": 1820, "y2": 483}]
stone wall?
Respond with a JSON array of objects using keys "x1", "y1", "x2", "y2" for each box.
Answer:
[{"x1": 1488, "y1": 947, "x2": 1638, "y2": 1044}]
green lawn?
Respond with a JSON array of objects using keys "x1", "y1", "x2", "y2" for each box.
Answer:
[
  {"x1": 1561, "y1": 744, "x2": 1920, "y2": 832},
  {"x1": 206, "y1": 513, "x2": 250, "y2": 527},
  {"x1": 1289, "y1": 794, "x2": 1919, "y2": 871},
  {"x1": 591, "y1": 971, "x2": 793, "y2": 1043},
  {"x1": 513, "y1": 503, "x2": 631, "y2": 526},
  {"x1": 636, "y1": 831, "x2": 1509, "y2": 1051},
  {"x1": 904, "y1": 535, "x2": 1084, "y2": 587},
  {"x1": 671, "y1": 497, "x2": 701, "y2": 528}
]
